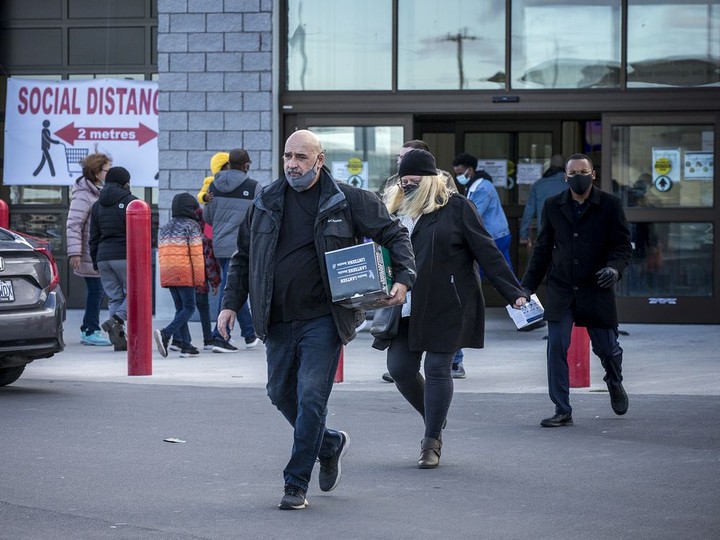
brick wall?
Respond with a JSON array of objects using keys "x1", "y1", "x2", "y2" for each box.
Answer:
[{"x1": 156, "y1": 0, "x2": 274, "y2": 220}]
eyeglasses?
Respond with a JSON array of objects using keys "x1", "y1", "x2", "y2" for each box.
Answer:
[{"x1": 397, "y1": 177, "x2": 421, "y2": 187}]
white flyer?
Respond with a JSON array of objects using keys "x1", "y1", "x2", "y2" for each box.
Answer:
[{"x1": 506, "y1": 294, "x2": 544, "y2": 329}]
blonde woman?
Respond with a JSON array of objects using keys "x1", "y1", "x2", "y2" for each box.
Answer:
[{"x1": 382, "y1": 149, "x2": 528, "y2": 469}]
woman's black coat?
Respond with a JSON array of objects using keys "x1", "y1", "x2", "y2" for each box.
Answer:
[
  {"x1": 407, "y1": 194, "x2": 526, "y2": 353},
  {"x1": 521, "y1": 187, "x2": 632, "y2": 328}
]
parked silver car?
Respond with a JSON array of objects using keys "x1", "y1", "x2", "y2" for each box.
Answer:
[{"x1": 0, "y1": 227, "x2": 65, "y2": 386}]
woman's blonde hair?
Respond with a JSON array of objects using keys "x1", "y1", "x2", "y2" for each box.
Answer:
[{"x1": 384, "y1": 174, "x2": 450, "y2": 218}]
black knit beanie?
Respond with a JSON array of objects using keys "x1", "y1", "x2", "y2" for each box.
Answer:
[
  {"x1": 105, "y1": 166, "x2": 131, "y2": 185},
  {"x1": 397, "y1": 149, "x2": 437, "y2": 178}
]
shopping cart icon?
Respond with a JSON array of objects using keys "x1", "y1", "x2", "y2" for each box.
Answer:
[{"x1": 63, "y1": 144, "x2": 88, "y2": 176}]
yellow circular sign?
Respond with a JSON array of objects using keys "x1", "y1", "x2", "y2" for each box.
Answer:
[
  {"x1": 347, "y1": 157, "x2": 363, "y2": 175},
  {"x1": 654, "y1": 157, "x2": 672, "y2": 175}
]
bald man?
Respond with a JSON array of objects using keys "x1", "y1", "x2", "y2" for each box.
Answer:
[{"x1": 218, "y1": 130, "x2": 416, "y2": 510}]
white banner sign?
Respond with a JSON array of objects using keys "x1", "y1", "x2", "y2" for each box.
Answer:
[{"x1": 3, "y1": 78, "x2": 159, "y2": 187}]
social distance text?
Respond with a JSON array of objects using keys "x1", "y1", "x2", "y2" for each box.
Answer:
[{"x1": 16, "y1": 86, "x2": 159, "y2": 116}]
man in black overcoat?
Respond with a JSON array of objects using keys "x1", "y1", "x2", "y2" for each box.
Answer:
[{"x1": 521, "y1": 153, "x2": 633, "y2": 427}]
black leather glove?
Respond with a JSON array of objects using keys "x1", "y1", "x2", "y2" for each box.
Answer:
[{"x1": 596, "y1": 267, "x2": 619, "y2": 288}]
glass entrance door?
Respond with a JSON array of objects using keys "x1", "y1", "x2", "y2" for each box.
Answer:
[
  {"x1": 421, "y1": 120, "x2": 563, "y2": 306},
  {"x1": 604, "y1": 113, "x2": 719, "y2": 323}
]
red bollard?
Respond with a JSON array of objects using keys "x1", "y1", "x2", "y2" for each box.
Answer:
[
  {"x1": 0, "y1": 199, "x2": 9, "y2": 229},
  {"x1": 568, "y1": 324, "x2": 590, "y2": 388},
  {"x1": 126, "y1": 199, "x2": 152, "y2": 376},
  {"x1": 334, "y1": 346, "x2": 344, "y2": 383}
]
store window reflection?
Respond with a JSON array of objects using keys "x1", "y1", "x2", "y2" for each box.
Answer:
[
  {"x1": 9, "y1": 212, "x2": 65, "y2": 253},
  {"x1": 286, "y1": 0, "x2": 391, "y2": 90},
  {"x1": 9, "y1": 186, "x2": 63, "y2": 205},
  {"x1": 618, "y1": 222, "x2": 713, "y2": 298},
  {"x1": 511, "y1": 0, "x2": 621, "y2": 89},
  {"x1": 397, "y1": 0, "x2": 505, "y2": 90},
  {"x1": 627, "y1": 1, "x2": 720, "y2": 88},
  {"x1": 308, "y1": 125, "x2": 404, "y2": 193},
  {"x1": 612, "y1": 125, "x2": 714, "y2": 208}
]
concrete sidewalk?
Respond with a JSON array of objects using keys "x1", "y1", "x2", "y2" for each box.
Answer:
[{"x1": 22, "y1": 308, "x2": 720, "y2": 396}]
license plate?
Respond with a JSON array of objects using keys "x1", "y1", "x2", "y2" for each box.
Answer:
[{"x1": 0, "y1": 280, "x2": 15, "y2": 302}]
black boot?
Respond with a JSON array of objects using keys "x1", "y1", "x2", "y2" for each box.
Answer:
[
  {"x1": 418, "y1": 438, "x2": 442, "y2": 469},
  {"x1": 601, "y1": 354, "x2": 628, "y2": 415}
]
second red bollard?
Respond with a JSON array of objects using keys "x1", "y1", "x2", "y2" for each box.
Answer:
[
  {"x1": 568, "y1": 324, "x2": 590, "y2": 388},
  {"x1": 334, "y1": 346, "x2": 344, "y2": 383}
]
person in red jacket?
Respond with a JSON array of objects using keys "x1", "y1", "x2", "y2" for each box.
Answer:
[{"x1": 154, "y1": 193, "x2": 206, "y2": 358}]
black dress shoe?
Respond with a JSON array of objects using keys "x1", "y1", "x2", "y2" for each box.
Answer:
[
  {"x1": 540, "y1": 412, "x2": 573, "y2": 427},
  {"x1": 608, "y1": 383, "x2": 629, "y2": 415}
]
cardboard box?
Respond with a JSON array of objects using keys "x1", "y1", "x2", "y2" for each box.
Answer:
[
  {"x1": 506, "y1": 294, "x2": 545, "y2": 329},
  {"x1": 325, "y1": 242, "x2": 394, "y2": 309}
]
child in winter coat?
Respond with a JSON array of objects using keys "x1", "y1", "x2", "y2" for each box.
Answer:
[
  {"x1": 154, "y1": 193, "x2": 206, "y2": 358},
  {"x1": 168, "y1": 207, "x2": 222, "y2": 352}
]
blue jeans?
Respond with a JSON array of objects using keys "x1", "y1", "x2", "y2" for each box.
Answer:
[
  {"x1": 453, "y1": 349, "x2": 464, "y2": 366},
  {"x1": 195, "y1": 291, "x2": 213, "y2": 344},
  {"x1": 547, "y1": 306, "x2": 623, "y2": 414},
  {"x1": 165, "y1": 286, "x2": 196, "y2": 348},
  {"x1": 479, "y1": 233, "x2": 513, "y2": 278},
  {"x1": 81, "y1": 276, "x2": 105, "y2": 334},
  {"x1": 213, "y1": 258, "x2": 255, "y2": 341},
  {"x1": 264, "y1": 314, "x2": 344, "y2": 491}
]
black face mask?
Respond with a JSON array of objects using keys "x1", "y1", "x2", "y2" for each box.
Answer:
[
  {"x1": 401, "y1": 183, "x2": 420, "y2": 196},
  {"x1": 568, "y1": 174, "x2": 593, "y2": 195}
]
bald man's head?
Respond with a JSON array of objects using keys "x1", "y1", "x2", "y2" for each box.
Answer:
[
  {"x1": 283, "y1": 129, "x2": 325, "y2": 191},
  {"x1": 286, "y1": 129, "x2": 323, "y2": 154}
]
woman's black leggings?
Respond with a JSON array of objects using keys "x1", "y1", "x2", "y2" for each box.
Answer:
[{"x1": 386, "y1": 317, "x2": 454, "y2": 440}]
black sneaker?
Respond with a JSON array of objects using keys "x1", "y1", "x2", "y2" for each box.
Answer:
[
  {"x1": 179, "y1": 346, "x2": 200, "y2": 358},
  {"x1": 168, "y1": 341, "x2": 182, "y2": 352},
  {"x1": 153, "y1": 329, "x2": 169, "y2": 358},
  {"x1": 211, "y1": 338, "x2": 238, "y2": 353},
  {"x1": 278, "y1": 485, "x2": 308, "y2": 510},
  {"x1": 245, "y1": 336, "x2": 261, "y2": 349},
  {"x1": 318, "y1": 431, "x2": 349, "y2": 492},
  {"x1": 102, "y1": 317, "x2": 125, "y2": 349},
  {"x1": 381, "y1": 372, "x2": 394, "y2": 383},
  {"x1": 451, "y1": 363, "x2": 466, "y2": 379}
]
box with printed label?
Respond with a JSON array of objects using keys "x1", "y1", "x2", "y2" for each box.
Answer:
[{"x1": 325, "y1": 242, "x2": 394, "y2": 309}]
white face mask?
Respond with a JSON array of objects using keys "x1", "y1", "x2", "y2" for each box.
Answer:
[{"x1": 456, "y1": 168, "x2": 472, "y2": 185}]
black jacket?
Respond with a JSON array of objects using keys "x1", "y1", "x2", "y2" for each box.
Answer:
[
  {"x1": 521, "y1": 187, "x2": 632, "y2": 328},
  {"x1": 222, "y1": 168, "x2": 416, "y2": 345},
  {"x1": 89, "y1": 182, "x2": 138, "y2": 265},
  {"x1": 406, "y1": 194, "x2": 526, "y2": 353}
]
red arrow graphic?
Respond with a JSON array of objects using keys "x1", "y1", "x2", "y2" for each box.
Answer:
[{"x1": 55, "y1": 122, "x2": 158, "y2": 146}]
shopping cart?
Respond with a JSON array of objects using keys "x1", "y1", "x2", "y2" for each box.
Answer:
[{"x1": 62, "y1": 144, "x2": 88, "y2": 176}]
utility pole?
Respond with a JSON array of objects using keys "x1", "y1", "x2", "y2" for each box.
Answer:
[{"x1": 439, "y1": 28, "x2": 478, "y2": 89}]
